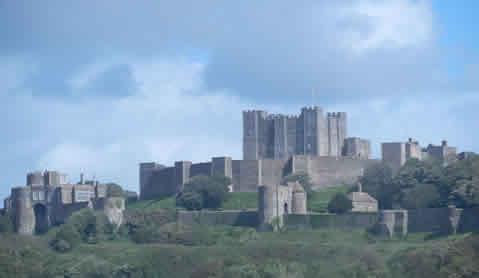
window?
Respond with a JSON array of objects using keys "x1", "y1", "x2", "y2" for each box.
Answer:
[
  {"x1": 38, "y1": 191, "x2": 45, "y2": 201},
  {"x1": 32, "y1": 191, "x2": 39, "y2": 201},
  {"x1": 75, "y1": 191, "x2": 91, "y2": 202}
]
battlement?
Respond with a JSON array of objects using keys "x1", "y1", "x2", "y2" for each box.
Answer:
[
  {"x1": 301, "y1": 106, "x2": 323, "y2": 112},
  {"x1": 327, "y1": 112, "x2": 347, "y2": 118}
]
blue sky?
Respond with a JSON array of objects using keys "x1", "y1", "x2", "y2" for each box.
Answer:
[{"x1": 1, "y1": 0, "x2": 478, "y2": 202}]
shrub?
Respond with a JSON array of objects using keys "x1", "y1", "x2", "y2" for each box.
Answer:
[
  {"x1": 328, "y1": 193, "x2": 353, "y2": 214},
  {"x1": 177, "y1": 191, "x2": 203, "y2": 211},
  {"x1": 0, "y1": 215, "x2": 13, "y2": 233},
  {"x1": 282, "y1": 172, "x2": 313, "y2": 194},
  {"x1": 176, "y1": 175, "x2": 231, "y2": 210},
  {"x1": 105, "y1": 183, "x2": 125, "y2": 198},
  {"x1": 50, "y1": 224, "x2": 81, "y2": 252}
]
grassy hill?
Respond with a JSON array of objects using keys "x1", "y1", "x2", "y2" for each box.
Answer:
[
  {"x1": 1, "y1": 225, "x2": 477, "y2": 278},
  {"x1": 128, "y1": 184, "x2": 353, "y2": 213}
]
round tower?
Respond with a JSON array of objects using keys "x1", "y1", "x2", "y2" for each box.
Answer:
[
  {"x1": 27, "y1": 171, "x2": 43, "y2": 186},
  {"x1": 291, "y1": 183, "x2": 307, "y2": 214},
  {"x1": 11, "y1": 187, "x2": 35, "y2": 235},
  {"x1": 258, "y1": 184, "x2": 279, "y2": 230}
]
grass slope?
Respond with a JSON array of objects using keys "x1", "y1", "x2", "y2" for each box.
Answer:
[
  {"x1": 128, "y1": 184, "x2": 353, "y2": 212},
  {"x1": 1, "y1": 227, "x2": 477, "y2": 278}
]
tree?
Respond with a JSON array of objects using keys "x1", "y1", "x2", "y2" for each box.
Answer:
[
  {"x1": 176, "y1": 175, "x2": 232, "y2": 210},
  {"x1": 282, "y1": 172, "x2": 313, "y2": 199},
  {"x1": 328, "y1": 192, "x2": 353, "y2": 214},
  {"x1": 177, "y1": 191, "x2": 203, "y2": 211},
  {"x1": 400, "y1": 183, "x2": 441, "y2": 209},
  {"x1": 105, "y1": 183, "x2": 125, "y2": 198},
  {"x1": 359, "y1": 162, "x2": 395, "y2": 209},
  {"x1": 0, "y1": 215, "x2": 13, "y2": 233}
]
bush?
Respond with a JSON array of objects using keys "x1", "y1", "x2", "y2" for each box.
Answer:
[
  {"x1": 328, "y1": 193, "x2": 353, "y2": 214},
  {"x1": 105, "y1": 183, "x2": 125, "y2": 198},
  {"x1": 401, "y1": 183, "x2": 441, "y2": 209},
  {"x1": 176, "y1": 175, "x2": 231, "y2": 210},
  {"x1": 50, "y1": 208, "x2": 113, "y2": 252},
  {"x1": 177, "y1": 191, "x2": 203, "y2": 211},
  {"x1": 282, "y1": 172, "x2": 313, "y2": 196},
  {"x1": 50, "y1": 224, "x2": 81, "y2": 252},
  {"x1": 0, "y1": 215, "x2": 13, "y2": 233}
]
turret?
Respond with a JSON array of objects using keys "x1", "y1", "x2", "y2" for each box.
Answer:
[{"x1": 11, "y1": 187, "x2": 35, "y2": 235}]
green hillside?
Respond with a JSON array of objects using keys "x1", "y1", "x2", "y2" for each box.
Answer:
[{"x1": 128, "y1": 184, "x2": 352, "y2": 212}]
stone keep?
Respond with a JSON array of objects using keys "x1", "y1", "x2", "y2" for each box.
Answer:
[{"x1": 243, "y1": 107, "x2": 365, "y2": 160}]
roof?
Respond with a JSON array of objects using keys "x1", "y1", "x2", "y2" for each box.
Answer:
[{"x1": 348, "y1": 192, "x2": 377, "y2": 203}]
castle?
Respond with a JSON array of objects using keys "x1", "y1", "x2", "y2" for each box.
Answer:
[
  {"x1": 3, "y1": 105, "x2": 465, "y2": 235},
  {"x1": 140, "y1": 107, "x2": 459, "y2": 201},
  {"x1": 3, "y1": 170, "x2": 125, "y2": 235},
  {"x1": 382, "y1": 138, "x2": 457, "y2": 170},
  {"x1": 140, "y1": 107, "x2": 378, "y2": 200}
]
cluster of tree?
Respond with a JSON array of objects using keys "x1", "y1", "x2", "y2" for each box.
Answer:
[
  {"x1": 360, "y1": 155, "x2": 479, "y2": 209},
  {"x1": 328, "y1": 193, "x2": 353, "y2": 214},
  {"x1": 176, "y1": 175, "x2": 232, "y2": 210},
  {"x1": 50, "y1": 208, "x2": 122, "y2": 252},
  {"x1": 0, "y1": 214, "x2": 13, "y2": 233}
]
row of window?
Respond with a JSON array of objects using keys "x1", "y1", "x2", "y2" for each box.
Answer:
[{"x1": 32, "y1": 191, "x2": 45, "y2": 201}]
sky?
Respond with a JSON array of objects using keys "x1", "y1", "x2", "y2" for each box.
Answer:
[{"x1": 1, "y1": 0, "x2": 478, "y2": 201}]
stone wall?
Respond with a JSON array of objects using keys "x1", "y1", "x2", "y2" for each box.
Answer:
[
  {"x1": 177, "y1": 210, "x2": 258, "y2": 227},
  {"x1": 141, "y1": 167, "x2": 176, "y2": 199},
  {"x1": 232, "y1": 160, "x2": 262, "y2": 192},
  {"x1": 190, "y1": 162, "x2": 212, "y2": 178},
  {"x1": 260, "y1": 159, "x2": 285, "y2": 186},
  {"x1": 284, "y1": 212, "x2": 378, "y2": 230},
  {"x1": 305, "y1": 156, "x2": 379, "y2": 189}
]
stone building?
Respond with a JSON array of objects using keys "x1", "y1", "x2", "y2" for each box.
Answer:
[
  {"x1": 140, "y1": 155, "x2": 378, "y2": 199},
  {"x1": 258, "y1": 182, "x2": 307, "y2": 230},
  {"x1": 382, "y1": 138, "x2": 457, "y2": 170},
  {"x1": 140, "y1": 106, "x2": 378, "y2": 200},
  {"x1": 4, "y1": 170, "x2": 125, "y2": 235},
  {"x1": 348, "y1": 182, "x2": 378, "y2": 212},
  {"x1": 243, "y1": 107, "x2": 370, "y2": 160}
]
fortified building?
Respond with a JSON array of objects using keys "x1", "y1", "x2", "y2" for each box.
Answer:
[
  {"x1": 140, "y1": 107, "x2": 378, "y2": 200},
  {"x1": 3, "y1": 171, "x2": 125, "y2": 235}
]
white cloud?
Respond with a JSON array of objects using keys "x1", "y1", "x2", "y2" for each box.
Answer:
[
  {"x1": 345, "y1": 0, "x2": 433, "y2": 52},
  {"x1": 34, "y1": 58, "x2": 246, "y2": 192}
]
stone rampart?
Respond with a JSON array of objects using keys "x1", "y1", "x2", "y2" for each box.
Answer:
[
  {"x1": 177, "y1": 210, "x2": 258, "y2": 227},
  {"x1": 141, "y1": 167, "x2": 176, "y2": 199},
  {"x1": 261, "y1": 159, "x2": 285, "y2": 186},
  {"x1": 305, "y1": 157, "x2": 379, "y2": 188},
  {"x1": 284, "y1": 212, "x2": 378, "y2": 230},
  {"x1": 190, "y1": 162, "x2": 212, "y2": 178}
]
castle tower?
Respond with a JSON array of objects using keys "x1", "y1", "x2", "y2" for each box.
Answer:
[
  {"x1": 139, "y1": 162, "x2": 163, "y2": 200},
  {"x1": 273, "y1": 115, "x2": 288, "y2": 160},
  {"x1": 174, "y1": 161, "x2": 192, "y2": 192},
  {"x1": 299, "y1": 106, "x2": 328, "y2": 156},
  {"x1": 243, "y1": 110, "x2": 268, "y2": 160},
  {"x1": 327, "y1": 112, "x2": 347, "y2": 157},
  {"x1": 27, "y1": 171, "x2": 43, "y2": 186},
  {"x1": 290, "y1": 182, "x2": 307, "y2": 214},
  {"x1": 258, "y1": 184, "x2": 292, "y2": 231},
  {"x1": 211, "y1": 157, "x2": 233, "y2": 178},
  {"x1": 11, "y1": 187, "x2": 35, "y2": 235}
]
